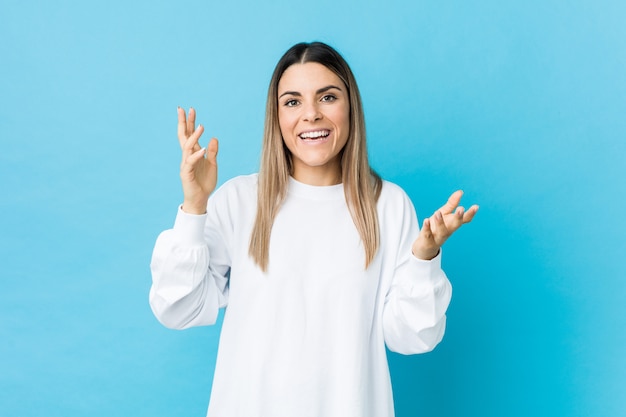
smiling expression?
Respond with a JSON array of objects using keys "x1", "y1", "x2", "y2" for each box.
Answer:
[{"x1": 277, "y1": 62, "x2": 350, "y2": 185}]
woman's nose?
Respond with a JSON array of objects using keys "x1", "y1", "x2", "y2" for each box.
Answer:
[{"x1": 302, "y1": 102, "x2": 322, "y2": 122}]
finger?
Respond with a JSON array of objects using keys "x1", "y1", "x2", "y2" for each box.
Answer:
[
  {"x1": 462, "y1": 204, "x2": 480, "y2": 223},
  {"x1": 438, "y1": 190, "x2": 463, "y2": 215},
  {"x1": 205, "y1": 137, "x2": 219, "y2": 165},
  {"x1": 189, "y1": 148, "x2": 206, "y2": 164},
  {"x1": 444, "y1": 206, "x2": 465, "y2": 232},
  {"x1": 431, "y1": 210, "x2": 449, "y2": 241},
  {"x1": 455, "y1": 205, "x2": 466, "y2": 223},
  {"x1": 177, "y1": 107, "x2": 188, "y2": 147},
  {"x1": 421, "y1": 217, "x2": 433, "y2": 239},
  {"x1": 182, "y1": 124, "x2": 205, "y2": 157},
  {"x1": 187, "y1": 107, "x2": 196, "y2": 136},
  {"x1": 181, "y1": 148, "x2": 206, "y2": 172}
]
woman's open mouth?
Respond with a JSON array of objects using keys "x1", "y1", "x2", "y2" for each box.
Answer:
[{"x1": 299, "y1": 130, "x2": 331, "y2": 141}]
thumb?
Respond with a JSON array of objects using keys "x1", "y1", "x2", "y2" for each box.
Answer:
[{"x1": 206, "y1": 137, "x2": 219, "y2": 165}]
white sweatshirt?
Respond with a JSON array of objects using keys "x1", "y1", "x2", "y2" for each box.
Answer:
[{"x1": 150, "y1": 174, "x2": 452, "y2": 417}]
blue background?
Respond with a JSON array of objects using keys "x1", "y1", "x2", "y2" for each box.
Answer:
[{"x1": 1, "y1": 0, "x2": 624, "y2": 416}]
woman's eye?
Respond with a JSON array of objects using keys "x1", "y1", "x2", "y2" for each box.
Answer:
[
  {"x1": 285, "y1": 99, "x2": 299, "y2": 107},
  {"x1": 321, "y1": 95, "x2": 336, "y2": 102}
]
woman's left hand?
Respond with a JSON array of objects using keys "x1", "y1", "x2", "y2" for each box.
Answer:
[{"x1": 412, "y1": 190, "x2": 479, "y2": 260}]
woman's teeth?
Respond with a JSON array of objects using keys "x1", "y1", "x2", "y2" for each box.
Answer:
[{"x1": 299, "y1": 130, "x2": 330, "y2": 140}]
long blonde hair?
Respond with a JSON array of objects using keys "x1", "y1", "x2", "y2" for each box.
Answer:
[{"x1": 249, "y1": 42, "x2": 382, "y2": 271}]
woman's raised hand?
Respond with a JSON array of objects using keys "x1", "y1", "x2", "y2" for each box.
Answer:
[
  {"x1": 412, "y1": 191, "x2": 479, "y2": 260},
  {"x1": 177, "y1": 107, "x2": 219, "y2": 214}
]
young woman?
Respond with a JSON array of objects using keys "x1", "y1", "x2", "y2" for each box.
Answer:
[{"x1": 150, "y1": 42, "x2": 478, "y2": 417}]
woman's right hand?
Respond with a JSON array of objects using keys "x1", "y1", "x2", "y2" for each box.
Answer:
[{"x1": 177, "y1": 107, "x2": 218, "y2": 214}]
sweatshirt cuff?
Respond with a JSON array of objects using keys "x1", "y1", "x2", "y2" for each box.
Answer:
[
  {"x1": 408, "y1": 249, "x2": 443, "y2": 279},
  {"x1": 172, "y1": 205, "x2": 208, "y2": 246}
]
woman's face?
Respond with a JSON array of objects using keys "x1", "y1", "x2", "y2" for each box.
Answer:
[{"x1": 277, "y1": 62, "x2": 350, "y2": 185}]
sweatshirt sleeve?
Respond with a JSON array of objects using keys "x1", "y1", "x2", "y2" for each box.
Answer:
[
  {"x1": 382, "y1": 188, "x2": 453, "y2": 355},
  {"x1": 149, "y1": 194, "x2": 232, "y2": 330}
]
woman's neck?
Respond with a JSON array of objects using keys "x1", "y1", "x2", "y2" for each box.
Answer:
[{"x1": 291, "y1": 166, "x2": 342, "y2": 186}]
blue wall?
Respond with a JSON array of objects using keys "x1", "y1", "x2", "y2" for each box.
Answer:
[{"x1": 1, "y1": 1, "x2": 624, "y2": 416}]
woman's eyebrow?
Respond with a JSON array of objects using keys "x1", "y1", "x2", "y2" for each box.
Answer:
[
  {"x1": 316, "y1": 85, "x2": 342, "y2": 94},
  {"x1": 278, "y1": 85, "x2": 343, "y2": 99}
]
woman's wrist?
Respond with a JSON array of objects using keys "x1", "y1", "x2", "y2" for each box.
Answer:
[
  {"x1": 411, "y1": 246, "x2": 440, "y2": 261},
  {"x1": 181, "y1": 201, "x2": 208, "y2": 215}
]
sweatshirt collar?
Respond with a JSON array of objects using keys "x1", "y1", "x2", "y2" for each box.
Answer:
[{"x1": 287, "y1": 176, "x2": 344, "y2": 201}]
